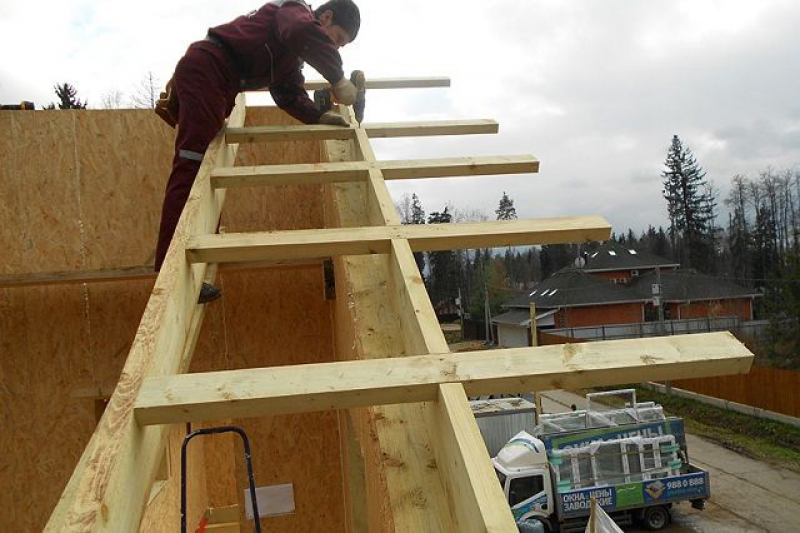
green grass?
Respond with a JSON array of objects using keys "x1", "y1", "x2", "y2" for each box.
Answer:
[{"x1": 631, "y1": 386, "x2": 800, "y2": 471}]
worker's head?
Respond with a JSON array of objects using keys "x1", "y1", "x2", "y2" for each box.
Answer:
[{"x1": 315, "y1": 0, "x2": 360, "y2": 48}]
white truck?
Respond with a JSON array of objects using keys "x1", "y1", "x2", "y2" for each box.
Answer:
[{"x1": 487, "y1": 390, "x2": 710, "y2": 532}]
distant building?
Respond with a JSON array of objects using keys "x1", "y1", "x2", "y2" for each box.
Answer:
[{"x1": 492, "y1": 243, "x2": 760, "y2": 348}]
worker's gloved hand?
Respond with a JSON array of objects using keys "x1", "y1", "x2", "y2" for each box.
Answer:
[
  {"x1": 155, "y1": 77, "x2": 179, "y2": 128},
  {"x1": 330, "y1": 76, "x2": 357, "y2": 105},
  {"x1": 318, "y1": 111, "x2": 349, "y2": 127}
]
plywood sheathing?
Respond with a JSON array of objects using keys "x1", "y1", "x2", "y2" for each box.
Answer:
[
  {"x1": 0, "y1": 109, "x2": 169, "y2": 532},
  {"x1": 1, "y1": 108, "x2": 347, "y2": 532}
]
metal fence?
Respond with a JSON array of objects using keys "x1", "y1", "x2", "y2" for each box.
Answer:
[{"x1": 545, "y1": 317, "x2": 769, "y2": 343}]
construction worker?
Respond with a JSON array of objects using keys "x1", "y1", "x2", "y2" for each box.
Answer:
[{"x1": 154, "y1": 0, "x2": 361, "y2": 303}]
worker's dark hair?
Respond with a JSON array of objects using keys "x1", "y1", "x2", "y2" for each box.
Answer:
[{"x1": 314, "y1": 0, "x2": 360, "y2": 40}]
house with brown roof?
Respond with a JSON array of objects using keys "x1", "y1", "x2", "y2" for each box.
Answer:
[{"x1": 492, "y1": 243, "x2": 760, "y2": 347}]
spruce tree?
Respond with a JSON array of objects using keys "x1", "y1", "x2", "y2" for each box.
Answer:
[
  {"x1": 662, "y1": 135, "x2": 714, "y2": 270},
  {"x1": 426, "y1": 208, "x2": 459, "y2": 316},
  {"x1": 495, "y1": 191, "x2": 518, "y2": 220},
  {"x1": 48, "y1": 83, "x2": 88, "y2": 109}
]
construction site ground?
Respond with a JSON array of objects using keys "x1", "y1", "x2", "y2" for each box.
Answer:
[{"x1": 541, "y1": 390, "x2": 800, "y2": 533}]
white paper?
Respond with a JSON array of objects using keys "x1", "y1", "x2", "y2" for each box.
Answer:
[{"x1": 244, "y1": 483, "x2": 295, "y2": 519}]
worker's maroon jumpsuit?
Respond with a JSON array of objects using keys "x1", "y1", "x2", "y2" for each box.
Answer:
[{"x1": 155, "y1": 0, "x2": 346, "y2": 270}]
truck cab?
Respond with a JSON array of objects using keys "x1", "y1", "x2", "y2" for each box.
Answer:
[{"x1": 492, "y1": 432, "x2": 556, "y2": 525}]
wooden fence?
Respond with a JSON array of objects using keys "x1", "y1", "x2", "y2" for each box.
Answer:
[{"x1": 674, "y1": 365, "x2": 800, "y2": 418}]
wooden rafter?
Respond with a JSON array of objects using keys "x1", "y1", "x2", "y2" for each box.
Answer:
[
  {"x1": 44, "y1": 95, "x2": 247, "y2": 533},
  {"x1": 134, "y1": 332, "x2": 753, "y2": 425}
]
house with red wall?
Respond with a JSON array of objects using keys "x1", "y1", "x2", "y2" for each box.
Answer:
[{"x1": 493, "y1": 243, "x2": 759, "y2": 347}]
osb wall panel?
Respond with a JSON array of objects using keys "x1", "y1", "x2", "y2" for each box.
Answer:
[
  {"x1": 2, "y1": 106, "x2": 344, "y2": 532},
  {"x1": 140, "y1": 424, "x2": 209, "y2": 532},
  {"x1": 75, "y1": 111, "x2": 172, "y2": 268},
  {"x1": 1, "y1": 111, "x2": 83, "y2": 273},
  {"x1": 0, "y1": 285, "x2": 95, "y2": 531}
]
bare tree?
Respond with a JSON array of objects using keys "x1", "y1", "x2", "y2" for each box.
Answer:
[
  {"x1": 101, "y1": 89, "x2": 126, "y2": 109},
  {"x1": 130, "y1": 71, "x2": 160, "y2": 109}
]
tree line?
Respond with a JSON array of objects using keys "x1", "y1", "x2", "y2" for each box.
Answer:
[
  {"x1": 399, "y1": 135, "x2": 800, "y2": 367},
  {"x1": 34, "y1": 75, "x2": 163, "y2": 110}
]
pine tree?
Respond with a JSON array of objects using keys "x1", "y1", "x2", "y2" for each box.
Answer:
[
  {"x1": 48, "y1": 83, "x2": 87, "y2": 109},
  {"x1": 426, "y1": 208, "x2": 459, "y2": 316},
  {"x1": 409, "y1": 193, "x2": 426, "y2": 278},
  {"x1": 662, "y1": 135, "x2": 714, "y2": 270},
  {"x1": 495, "y1": 191, "x2": 518, "y2": 220}
]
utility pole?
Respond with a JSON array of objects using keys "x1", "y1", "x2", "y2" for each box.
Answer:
[{"x1": 654, "y1": 266, "x2": 671, "y2": 395}]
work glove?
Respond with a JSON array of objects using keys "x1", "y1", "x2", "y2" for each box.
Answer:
[
  {"x1": 318, "y1": 111, "x2": 349, "y2": 127},
  {"x1": 330, "y1": 76, "x2": 357, "y2": 105},
  {"x1": 155, "y1": 77, "x2": 179, "y2": 128}
]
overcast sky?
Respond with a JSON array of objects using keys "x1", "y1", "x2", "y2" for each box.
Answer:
[{"x1": 2, "y1": 0, "x2": 799, "y2": 234}]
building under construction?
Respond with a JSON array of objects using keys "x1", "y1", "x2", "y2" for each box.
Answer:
[{"x1": 0, "y1": 78, "x2": 753, "y2": 532}]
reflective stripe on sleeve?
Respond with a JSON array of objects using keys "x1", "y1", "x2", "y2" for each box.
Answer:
[{"x1": 179, "y1": 149, "x2": 205, "y2": 162}]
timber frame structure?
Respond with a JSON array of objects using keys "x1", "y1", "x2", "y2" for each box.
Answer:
[{"x1": 1, "y1": 78, "x2": 751, "y2": 532}]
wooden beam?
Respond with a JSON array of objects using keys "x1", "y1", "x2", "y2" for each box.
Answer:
[
  {"x1": 225, "y1": 120, "x2": 498, "y2": 144},
  {"x1": 365, "y1": 120, "x2": 498, "y2": 138},
  {"x1": 45, "y1": 96, "x2": 248, "y2": 533},
  {"x1": 134, "y1": 332, "x2": 754, "y2": 425},
  {"x1": 226, "y1": 124, "x2": 354, "y2": 143},
  {"x1": 302, "y1": 77, "x2": 451, "y2": 91},
  {"x1": 0, "y1": 260, "x2": 322, "y2": 289},
  {"x1": 185, "y1": 217, "x2": 612, "y2": 264},
  {"x1": 431, "y1": 384, "x2": 515, "y2": 532},
  {"x1": 210, "y1": 155, "x2": 539, "y2": 189}
]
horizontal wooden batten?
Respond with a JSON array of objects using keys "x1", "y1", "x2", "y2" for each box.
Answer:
[
  {"x1": 211, "y1": 155, "x2": 539, "y2": 189},
  {"x1": 134, "y1": 332, "x2": 754, "y2": 425},
  {"x1": 185, "y1": 216, "x2": 612, "y2": 264},
  {"x1": 225, "y1": 120, "x2": 499, "y2": 144},
  {"x1": 301, "y1": 77, "x2": 451, "y2": 91},
  {"x1": 365, "y1": 120, "x2": 498, "y2": 138}
]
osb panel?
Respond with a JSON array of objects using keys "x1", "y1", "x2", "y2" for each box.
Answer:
[
  {"x1": 234, "y1": 412, "x2": 344, "y2": 533},
  {"x1": 220, "y1": 266, "x2": 344, "y2": 533},
  {"x1": 3, "y1": 106, "x2": 345, "y2": 531},
  {"x1": 86, "y1": 279, "x2": 153, "y2": 390},
  {"x1": 0, "y1": 113, "x2": 23, "y2": 274},
  {"x1": 223, "y1": 107, "x2": 323, "y2": 234},
  {"x1": 0, "y1": 286, "x2": 95, "y2": 532},
  {"x1": 140, "y1": 425, "x2": 209, "y2": 533},
  {"x1": 76, "y1": 112, "x2": 173, "y2": 268},
  {"x1": 3, "y1": 111, "x2": 83, "y2": 272}
]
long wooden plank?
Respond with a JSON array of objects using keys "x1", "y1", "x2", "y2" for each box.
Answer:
[
  {"x1": 45, "y1": 96, "x2": 247, "y2": 533},
  {"x1": 365, "y1": 119, "x2": 498, "y2": 138},
  {"x1": 134, "y1": 332, "x2": 754, "y2": 425},
  {"x1": 302, "y1": 77, "x2": 450, "y2": 91},
  {"x1": 0, "y1": 260, "x2": 321, "y2": 289},
  {"x1": 432, "y1": 383, "x2": 514, "y2": 532},
  {"x1": 324, "y1": 108, "x2": 463, "y2": 531},
  {"x1": 210, "y1": 155, "x2": 539, "y2": 189},
  {"x1": 225, "y1": 120, "x2": 498, "y2": 143},
  {"x1": 185, "y1": 217, "x2": 612, "y2": 264}
]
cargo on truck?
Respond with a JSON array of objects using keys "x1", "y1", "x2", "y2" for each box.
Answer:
[{"x1": 487, "y1": 389, "x2": 710, "y2": 532}]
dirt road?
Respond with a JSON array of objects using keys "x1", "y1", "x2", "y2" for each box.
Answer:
[{"x1": 540, "y1": 390, "x2": 800, "y2": 532}]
